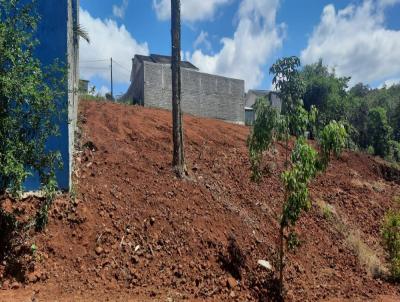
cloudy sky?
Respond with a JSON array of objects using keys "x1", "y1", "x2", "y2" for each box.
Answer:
[{"x1": 79, "y1": 0, "x2": 400, "y2": 97}]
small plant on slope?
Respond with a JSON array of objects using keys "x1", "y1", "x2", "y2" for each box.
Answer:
[
  {"x1": 318, "y1": 120, "x2": 348, "y2": 171},
  {"x1": 278, "y1": 138, "x2": 318, "y2": 293},
  {"x1": 248, "y1": 97, "x2": 278, "y2": 182},
  {"x1": 381, "y1": 210, "x2": 400, "y2": 281}
]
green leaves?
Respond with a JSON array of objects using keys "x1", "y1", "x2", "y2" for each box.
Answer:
[
  {"x1": 270, "y1": 56, "x2": 305, "y2": 120},
  {"x1": 319, "y1": 120, "x2": 348, "y2": 170},
  {"x1": 0, "y1": 0, "x2": 65, "y2": 197},
  {"x1": 281, "y1": 138, "x2": 318, "y2": 227},
  {"x1": 381, "y1": 210, "x2": 400, "y2": 280},
  {"x1": 248, "y1": 97, "x2": 278, "y2": 182}
]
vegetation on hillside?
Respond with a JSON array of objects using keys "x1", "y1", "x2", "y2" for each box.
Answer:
[
  {"x1": 0, "y1": 0, "x2": 64, "y2": 198},
  {"x1": 300, "y1": 59, "x2": 400, "y2": 161}
]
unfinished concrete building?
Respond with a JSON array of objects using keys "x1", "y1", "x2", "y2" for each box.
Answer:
[{"x1": 123, "y1": 54, "x2": 245, "y2": 123}]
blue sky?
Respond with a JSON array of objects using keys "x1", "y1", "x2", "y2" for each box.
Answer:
[{"x1": 79, "y1": 0, "x2": 400, "y2": 97}]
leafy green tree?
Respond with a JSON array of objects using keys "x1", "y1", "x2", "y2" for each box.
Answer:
[
  {"x1": 270, "y1": 56, "x2": 305, "y2": 129},
  {"x1": 248, "y1": 97, "x2": 278, "y2": 182},
  {"x1": 270, "y1": 56, "x2": 306, "y2": 164},
  {"x1": 391, "y1": 101, "x2": 400, "y2": 141},
  {"x1": 301, "y1": 60, "x2": 351, "y2": 125},
  {"x1": 318, "y1": 121, "x2": 348, "y2": 170},
  {"x1": 367, "y1": 107, "x2": 392, "y2": 158},
  {"x1": 278, "y1": 138, "x2": 318, "y2": 292},
  {"x1": 0, "y1": 0, "x2": 64, "y2": 197},
  {"x1": 348, "y1": 99, "x2": 369, "y2": 149},
  {"x1": 350, "y1": 82, "x2": 370, "y2": 98}
]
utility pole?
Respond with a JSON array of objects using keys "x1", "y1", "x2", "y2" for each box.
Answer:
[
  {"x1": 171, "y1": 0, "x2": 186, "y2": 177},
  {"x1": 110, "y1": 57, "x2": 114, "y2": 100}
]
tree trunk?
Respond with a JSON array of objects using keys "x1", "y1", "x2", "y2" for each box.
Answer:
[
  {"x1": 171, "y1": 0, "x2": 186, "y2": 177},
  {"x1": 278, "y1": 222, "x2": 285, "y2": 294}
]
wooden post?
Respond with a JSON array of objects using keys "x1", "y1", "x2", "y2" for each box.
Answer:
[{"x1": 171, "y1": 0, "x2": 186, "y2": 177}]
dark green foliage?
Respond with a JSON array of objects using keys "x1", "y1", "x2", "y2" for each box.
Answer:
[
  {"x1": 367, "y1": 107, "x2": 392, "y2": 158},
  {"x1": 301, "y1": 59, "x2": 400, "y2": 162},
  {"x1": 301, "y1": 60, "x2": 350, "y2": 125},
  {"x1": 388, "y1": 141, "x2": 400, "y2": 163},
  {"x1": 248, "y1": 97, "x2": 278, "y2": 182},
  {"x1": 381, "y1": 210, "x2": 400, "y2": 281},
  {"x1": 0, "y1": 0, "x2": 64, "y2": 197},
  {"x1": 287, "y1": 231, "x2": 301, "y2": 251},
  {"x1": 391, "y1": 101, "x2": 400, "y2": 141}
]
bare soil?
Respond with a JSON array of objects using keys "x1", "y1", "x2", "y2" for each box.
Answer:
[{"x1": 1, "y1": 100, "x2": 400, "y2": 301}]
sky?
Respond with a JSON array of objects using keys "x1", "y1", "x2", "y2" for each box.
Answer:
[{"x1": 79, "y1": 0, "x2": 400, "y2": 97}]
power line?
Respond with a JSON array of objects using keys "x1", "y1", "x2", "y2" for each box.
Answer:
[
  {"x1": 113, "y1": 60, "x2": 131, "y2": 72},
  {"x1": 80, "y1": 59, "x2": 109, "y2": 63}
]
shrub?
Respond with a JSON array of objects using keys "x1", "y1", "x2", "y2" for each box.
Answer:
[
  {"x1": 290, "y1": 105, "x2": 309, "y2": 138},
  {"x1": 319, "y1": 120, "x2": 348, "y2": 170},
  {"x1": 381, "y1": 210, "x2": 400, "y2": 280},
  {"x1": 278, "y1": 138, "x2": 318, "y2": 292},
  {"x1": 248, "y1": 97, "x2": 278, "y2": 182}
]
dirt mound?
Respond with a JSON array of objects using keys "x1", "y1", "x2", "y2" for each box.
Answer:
[{"x1": 1, "y1": 100, "x2": 400, "y2": 301}]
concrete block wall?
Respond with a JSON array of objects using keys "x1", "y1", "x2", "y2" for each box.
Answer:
[{"x1": 143, "y1": 62, "x2": 245, "y2": 123}]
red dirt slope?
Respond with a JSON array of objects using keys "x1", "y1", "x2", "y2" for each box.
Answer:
[{"x1": 1, "y1": 100, "x2": 400, "y2": 301}]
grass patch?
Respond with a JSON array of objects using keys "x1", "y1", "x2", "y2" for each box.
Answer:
[{"x1": 346, "y1": 230, "x2": 385, "y2": 278}]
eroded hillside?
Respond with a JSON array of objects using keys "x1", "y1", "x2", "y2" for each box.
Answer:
[{"x1": 1, "y1": 100, "x2": 399, "y2": 301}]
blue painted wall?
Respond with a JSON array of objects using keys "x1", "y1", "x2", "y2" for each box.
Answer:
[{"x1": 24, "y1": 0, "x2": 77, "y2": 191}]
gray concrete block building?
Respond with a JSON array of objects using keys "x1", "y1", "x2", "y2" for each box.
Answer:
[
  {"x1": 123, "y1": 54, "x2": 245, "y2": 123},
  {"x1": 244, "y1": 90, "x2": 282, "y2": 125}
]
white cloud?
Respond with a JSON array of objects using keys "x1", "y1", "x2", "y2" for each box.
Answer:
[
  {"x1": 301, "y1": 0, "x2": 400, "y2": 86},
  {"x1": 378, "y1": 0, "x2": 400, "y2": 8},
  {"x1": 113, "y1": 0, "x2": 129, "y2": 19},
  {"x1": 152, "y1": 0, "x2": 230, "y2": 22},
  {"x1": 380, "y1": 78, "x2": 400, "y2": 88},
  {"x1": 187, "y1": 0, "x2": 285, "y2": 89},
  {"x1": 79, "y1": 8, "x2": 149, "y2": 84},
  {"x1": 193, "y1": 31, "x2": 212, "y2": 51},
  {"x1": 98, "y1": 85, "x2": 110, "y2": 96}
]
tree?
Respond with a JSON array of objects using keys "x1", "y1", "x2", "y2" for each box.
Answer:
[
  {"x1": 279, "y1": 138, "x2": 318, "y2": 293},
  {"x1": 171, "y1": 0, "x2": 186, "y2": 177},
  {"x1": 270, "y1": 56, "x2": 306, "y2": 164},
  {"x1": 367, "y1": 107, "x2": 392, "y2": 158},
  {"x1": 392, "y1": 101, "x2": 400, "y2": 141},
  {"x1": 0, "y1": 0, "x2": 64, "y2": 197},
  {"x1": 301, "y1": 60, "x2": 350, "y2": 125}
]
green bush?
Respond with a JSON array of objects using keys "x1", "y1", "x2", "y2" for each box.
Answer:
[
  {"x1": 0, "y1": 0, "x2": 64, "y2": 197},
  {"x1": 278, "y1": 138, "x2": 318, "y2": 291},
  {"x1": 248, "y1": 97, "x2": 278, "y2": 182},
  {"x1": 319, "y1": 120, "x2": 347, "y2": 170},
  {"x1": 381, "y1": 210, "x2": 400, "y2": 281}
]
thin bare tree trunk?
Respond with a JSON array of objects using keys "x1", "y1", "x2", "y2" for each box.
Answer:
[{"x1": 171, "y1": 0, "x2": 186, "y2": 177}]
